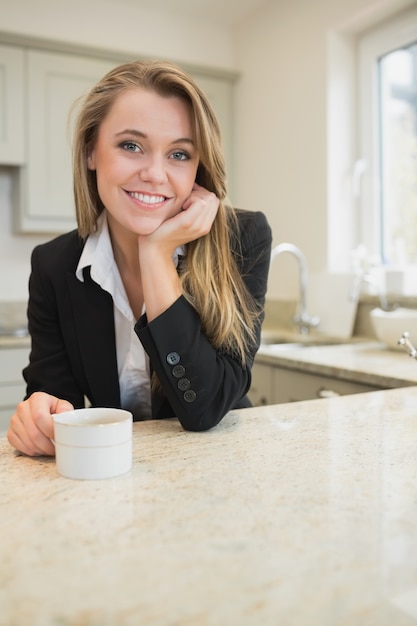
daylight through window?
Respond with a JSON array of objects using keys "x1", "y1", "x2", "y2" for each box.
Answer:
[
  {"x1": 358, "y1": 7, "x2": 417, "y2": 269},
  {"x1": 379, "y1": 42, "x2": 417, "y2": 264}
]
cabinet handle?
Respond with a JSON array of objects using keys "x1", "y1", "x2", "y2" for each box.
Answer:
[{"x1": 317, "y1": 387, "x2": 340, "y2": 398}]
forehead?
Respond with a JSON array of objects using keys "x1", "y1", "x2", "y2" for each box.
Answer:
[{"x1": 101, "y1": 87, "x2": 194, "y2": 136}]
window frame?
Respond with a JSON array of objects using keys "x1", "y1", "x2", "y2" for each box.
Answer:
[{"x1": 358, "y1": 6, "x2": 417, "y2": 265}]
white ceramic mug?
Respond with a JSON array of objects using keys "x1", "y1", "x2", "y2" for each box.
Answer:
[{"x1": 53, "y1": 408, "x2": 133, "y2": 480}]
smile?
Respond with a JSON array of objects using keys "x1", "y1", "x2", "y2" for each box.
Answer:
[{"x1": 127, "y1": 191, "x2": 167, "y2": 204}]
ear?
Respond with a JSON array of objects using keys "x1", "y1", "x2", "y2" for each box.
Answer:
[{"x1": 87, "y1": 151, "x2": 96, "y2": 171}]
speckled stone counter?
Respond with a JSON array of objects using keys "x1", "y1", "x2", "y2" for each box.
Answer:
[
  {"x1": 257, "y1": 340, "x2": 417, "y2": 389},
  {"x1": 0, "y1": 301, "x2": 29, "y2": 347},
  {"x1": 0, "y1": 335, "x2": 30, "y2": 349},
  {"x1": 1, "y1": 387, "x2": 417, "y2": 626}
]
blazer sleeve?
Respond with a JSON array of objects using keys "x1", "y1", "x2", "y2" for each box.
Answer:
[{"x1": 135, "y1": 210, "x2": 272, "y2": 431}]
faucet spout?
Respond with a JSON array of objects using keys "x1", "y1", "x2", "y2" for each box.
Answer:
[
  {"x1": 271, "y1": 243, "x2": 320, "y2": 334},
  {"x1": 349, "y1": 273, "x2": 397, "y2": 312}
]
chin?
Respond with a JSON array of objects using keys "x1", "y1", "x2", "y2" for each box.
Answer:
[{"x1": 128, "y1": 215, "x2": 165, "y2": 236}]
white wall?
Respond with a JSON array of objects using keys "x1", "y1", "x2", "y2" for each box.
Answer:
[
  {"x1": 233, "y1": 0, "x2": 416, "y2": 312},
  {"x1": 0, "y1": 0, "x2": 235, "y2": 70}
]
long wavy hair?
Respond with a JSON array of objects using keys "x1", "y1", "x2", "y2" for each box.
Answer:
[{"x1": 72, "y1": 59, "x2": 259, "y2": 364}]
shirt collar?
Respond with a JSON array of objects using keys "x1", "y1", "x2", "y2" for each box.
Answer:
[
  {"x1": 76, "y1": 212, "x2": 113, "y2": 283},
  {"x1": 76, "y1": 212, "x2": 186, "y2": 284}
]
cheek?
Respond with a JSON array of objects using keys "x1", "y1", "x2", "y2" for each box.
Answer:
[
  {"x1": 95, "y1": 156, "x2": 128, "y2": 187},
  {"x1": 177, "y1": 166, "x2": 198, "y2": 195}
]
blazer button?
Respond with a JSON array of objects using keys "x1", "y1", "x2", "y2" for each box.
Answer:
[
  {"x1": 172, "y1": 364, "x2": 186, "y2": 378},
  {"x1": 177, "y1": 377, "x2": 191, "y2": 391},
  {"x1": 166, "y1": 352, "x2": 180, "y2": 366},
  {"x1": 184, "y1": 390, "x2": 196, "y2": 403}
]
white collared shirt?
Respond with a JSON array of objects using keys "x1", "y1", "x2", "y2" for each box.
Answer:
[{"x1": 76, "y1": 213, "x2": 152, "y2": 420}]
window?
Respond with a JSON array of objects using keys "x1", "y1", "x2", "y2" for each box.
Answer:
[
  {"x1": 379, "y1": 43, "x2": 417, "y2": 263},
  {"x1": 358, "y1": 6, "x2": 417, "y2": 267}
]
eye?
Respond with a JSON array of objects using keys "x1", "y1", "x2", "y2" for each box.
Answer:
[
  {"x1": 170, "y1": 150, "x2": 190, "y2": 161},
  {"x1": 120, "y1": 141, "x2": 141, "y2": 153}
]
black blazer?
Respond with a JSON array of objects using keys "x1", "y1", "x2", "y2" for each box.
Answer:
[{"x1": 24, "y1": 209, "x2": 272, "y2": 431}]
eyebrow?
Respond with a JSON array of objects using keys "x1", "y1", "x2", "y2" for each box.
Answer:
[{"x1": 116, "y1": 129, "x2": 195, "y2": 146}]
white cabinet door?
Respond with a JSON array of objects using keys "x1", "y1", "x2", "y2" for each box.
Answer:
[
  {"x1": 248, "y1": 362, "x2": 274, "y2": 406},
  {"x1": 272, "y1": 367, "x2": 381, "y2": 404},
  {"x1": 0, "y1": 44, "x2": 24, "y2": 165},
  {"x1": 0, "y1": 346, "x2": 29, "y2": 434},
  {"x1": 17, "y1": 50, "x2": 116, "y2": 233}
]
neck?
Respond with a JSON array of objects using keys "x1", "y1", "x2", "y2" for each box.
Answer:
[
  {"x1": 107, "y1": 215, "x2": 140, "y2": 274},
  {"x1": 106, "y1": 214, "x2": 143, "y2": 318}
]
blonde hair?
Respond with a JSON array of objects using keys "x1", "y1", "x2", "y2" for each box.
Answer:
[{"x1": 73, "y1": 60, "x2": 259, "y2": 364}]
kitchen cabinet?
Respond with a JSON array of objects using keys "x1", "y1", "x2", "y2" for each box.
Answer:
[
  {"x1": 271, "y1": 366, "x2": 381, "y2": 403},
  {"x1": 248, "y1": 362, "x2": 274, "y2": 406},
  {"x1": 0, "y1": 346, "x2": 29, "y2": 434},
  {"x1": 249, "y1": 361, "x2": 382, "y2": 406},
  {"x1": 17, "y1": 50, "x2": 117, "y2": 233},
  {"x1": 0, "y1": 44, "x2": 25, "y2": 165}
]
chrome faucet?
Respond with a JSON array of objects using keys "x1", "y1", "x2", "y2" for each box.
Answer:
[
  {"x1": 271, "y1": 243, "x2": 320, "y2": 334},
  {"x1": 398, "y1": 332, "x2": 417, "y2": 358},
  {"x1": 349, "y1": 273, "x2": 397, "y2": 311}
]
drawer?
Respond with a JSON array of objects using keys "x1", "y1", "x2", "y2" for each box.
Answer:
[
  {"x1": 272, "y1": 367, "x2": 381, "y2": 403},
  {"x1": 0, "y1": 348, "x2": 29, "y2": 383}
]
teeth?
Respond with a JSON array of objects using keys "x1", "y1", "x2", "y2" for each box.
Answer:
[{"x1": 128, "y1": 192, "x2": 166, "y2": 204}]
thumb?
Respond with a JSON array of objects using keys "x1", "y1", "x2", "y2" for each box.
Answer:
[{"x1": 54, "y1": 399, "x2": 74, "y2": 414}]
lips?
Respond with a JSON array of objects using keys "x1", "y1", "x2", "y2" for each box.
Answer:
[{"x1": 127, "y1": 191, "x2": 167, "y2": 205}]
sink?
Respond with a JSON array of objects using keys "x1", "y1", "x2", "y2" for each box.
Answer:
[
  {"x1": 260, "y1": 341, "x2": 305, "y2": 351},
  {"x1": 260, "y1": 330, "x2": 347, "y2": 348},
  {"x1": 370, "y1": 307, "x2": 417, "y2": 350},
  {"x1": 0, "y1": 326, "x2": 29, "y2": 338}
]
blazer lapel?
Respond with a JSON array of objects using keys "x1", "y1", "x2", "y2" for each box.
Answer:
[{"x1": 66, "y1": 270, "x2": 121, "y2": 407}]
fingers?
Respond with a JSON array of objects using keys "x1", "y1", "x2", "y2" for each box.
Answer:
[
  {"x1": 183, "y1": 184, "x2": 219, "y2": 213},
  {"x1": 138, "y1": 185, "x2": 219, "y2": 262},
  {"x1": 178, "y1": 186, "x2": 219, "y2": 239},
  {"x1": 8, "y1": 410, "x2": 55, "y2": 457},
  {"x1": 54, "y1": 398, "x2": 75, "y2": 414},
  {"x1": 7, "y1": 392, "x2": 74, "y2": 457}
]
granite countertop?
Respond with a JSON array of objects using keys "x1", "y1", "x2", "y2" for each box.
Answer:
[
  {"x1": 0, "y1": 301, "x2": 30, "y2": 349},
  {"x1": 0, "y1": 335, "x2": 30, "y2": 349},
  {"x1": 257, "y1": 337, "x2": 417, "y2": 389},
  {"x1": 1, "y1": 387, "x2": 417, "y2": 626}
]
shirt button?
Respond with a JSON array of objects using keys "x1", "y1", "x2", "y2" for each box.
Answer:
[
  {"x1": 166, "y1": 352, "x2": 180, "y2": 366},
  {"x1": 172, "y1": 364, "x2": 186, "y2": 378},
  {"x1": 177, "y1": 377, "x2": 191, "y2": 391},
  {"x1": 184, "y1": 390, "x2": 196, "y2": 403}
]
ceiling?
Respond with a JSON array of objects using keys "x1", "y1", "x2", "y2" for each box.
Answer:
[{"x1": 116, "y1": 0, "x2": 269, "y2": 25}]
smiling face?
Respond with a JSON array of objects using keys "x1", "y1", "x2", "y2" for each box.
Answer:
[{"x1": 88, "y1": 87, "x2": 199, "y2": 237}]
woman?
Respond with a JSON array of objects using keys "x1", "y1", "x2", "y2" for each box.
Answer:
[{"x1": 7, "y1": 59, "x2": 272, "y2": 457}]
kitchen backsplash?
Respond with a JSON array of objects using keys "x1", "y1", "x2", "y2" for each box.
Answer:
[
  {"x1": 264, "y1": 296, "x2": 417, "y2": 341},
  {"x1": 2, "y1": 295, "x2": 417, "y2": 342}
]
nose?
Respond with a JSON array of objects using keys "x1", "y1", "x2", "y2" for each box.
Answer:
[{"x1": 139, "y1": 154, "x2": 167, "y2": 184}]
